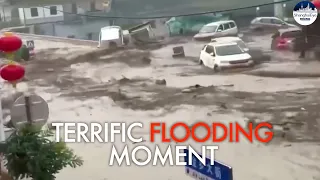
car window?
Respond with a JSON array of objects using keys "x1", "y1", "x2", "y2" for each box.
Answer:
[
  {"x1": 223, "y1": 23, "x2": 230, "y2": 30},
  {"x1": 217, "y1": 25, "x2": 223, "y2": 31},
  {"x1": 271, "y1": 19, "x2": 283, "y2": 24},
  {"x1": 202, "y1": 45, "x2": 207, "y2": 50},
  {"x1": 260, "y1": 18, "x2": 271, "y2": 24},
  {"x1": 229, "y1": 22, "x2": 236, "y2": 28},
  {"x1": 205, "y1": 45, "x2": 214, "y2": 53},
  {"x1": 199, "y1": 25, "x2": 218, "y2": 33},
  {"x1": 281, "y1": 31, "x2": 302, "y2": 38},
  {"x1": 215, "y1": 44, "x2": 244, "y2": 56},
  {"x1": 236, "y1": 40, "x2": 247, "y2": 50},
  {"x1": 251, "y1": 18, "x2": 259, "y2": 24}
]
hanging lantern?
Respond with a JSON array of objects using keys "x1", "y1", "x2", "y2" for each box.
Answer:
[
  {"x1": 0, "y1": 32, "x2": 22, "y2": 53},
  {"x1": 0, "y1": 63, "x2": 25, "y2": 87}
]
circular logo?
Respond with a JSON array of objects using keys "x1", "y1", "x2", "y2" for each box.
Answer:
[{"x1": 293, "y1": 1, "x2": 318, "y2": 26}]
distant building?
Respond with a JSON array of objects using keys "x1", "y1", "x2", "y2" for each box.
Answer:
[
  {"x1": 0, "y1": 0, "x2": 109, "y2": 26},
  {"x1": 18, "y1": 5, "x2": 64, "y2": 24}
]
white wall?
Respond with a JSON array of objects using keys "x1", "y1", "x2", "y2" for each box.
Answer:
[
  {"x1": 18, "y1": 5, "x2": 64, "y2": 24},
  {"x1": 0, "y1": 6, "x2": 14, "y2": 22}
]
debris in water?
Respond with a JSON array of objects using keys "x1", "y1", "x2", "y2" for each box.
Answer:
[{"x1": 155, "y1": 79, "x2": 166, "y2": 85}]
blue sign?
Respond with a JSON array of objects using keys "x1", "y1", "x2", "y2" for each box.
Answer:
[{"x1": 184, "y1": 149, "x2": 233, "y2": 180}]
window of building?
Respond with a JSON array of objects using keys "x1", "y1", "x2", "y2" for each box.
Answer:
[
  {"x1": 50, "y1": 6, "x2": 57, "y2": 15},
  {"x1": 30, "y1": 7, "x2": 38, "y2": 17},
  {"x1": 90, "y1": 1, "x2": 96, "y2": 11}
]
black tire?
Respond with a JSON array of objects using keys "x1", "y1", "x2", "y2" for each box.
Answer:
[
  {"x1": 199, "y1": 59, "x2": 203, "y2": 65},
  {"x1": 213, "y1": 64, "x2": 220, "y2": 72},
  {"x1": 254, "y1": 27, "x2": 263, "y2": 32},
  {"x1": 109, "y1": 41, "x2": 117, "y2": 49}
]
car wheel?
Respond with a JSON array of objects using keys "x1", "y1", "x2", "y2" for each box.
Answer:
[
  {"x1": 199, "y1": 59, "x2": 203, "y2": 65},
  {"x1": 109, "y1": 41, "x2": 117, "y2": 49},
  {"x1": 254, "y1": 27, "x2": 263, "y2": 32},
  {"x1": 213, "y1": 64, "x2": 220, "y2": 72}
]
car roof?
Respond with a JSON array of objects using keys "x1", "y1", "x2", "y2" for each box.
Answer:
[
  {"x1": 205, "y1": 20, "x2": 236, "y2": 26},
  {"x1": 211, "y1": 36, "x2": 242, "y2": 42},
  {"x1": 208, "y1": 41, "x2": 238, "y2": 47},
  {"x1": 101, "y1": 26, "x2": 121, "y2": 30},
  {"x1": 278, "y1": 27, "x2": 301, "y2": 33},
  {"x1": 254, "y1": 16, "x2": 281, "y2": 20}
]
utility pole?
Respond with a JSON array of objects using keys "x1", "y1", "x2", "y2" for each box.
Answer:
[
  {"x1": 22, "y1": 8, "x2": 26, "y2": 26},
  {"x1": 274, "y1": 0, "x2": 284, "y2": 19}
]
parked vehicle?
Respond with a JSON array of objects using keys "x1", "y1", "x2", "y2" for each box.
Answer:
[
  {"x1": 250, "y1": 17, "x2": 298, "y2": 33},
  {"x1": 98, "y1": 26, "x2": 125, "y2": 49},
  {"x1": 211, "y1": 36, "x2": 271, "y2": 63},
  {"x1": 271, "y1": 27, "x2": 302, "y2": 51},
  {"x1": 193, "y1": 20, "x2": 238, "y2": 41},
  {"x1": 199, "y1": 41, "x2": 253, "y2": 71},
  {"x1": 166, "y1": 14, "x2": 230, "y2": 36}
]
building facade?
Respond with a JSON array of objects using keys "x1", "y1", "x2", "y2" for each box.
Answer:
[{"x1": 18, "y1": 5, "x2": 64, "y2": 25}]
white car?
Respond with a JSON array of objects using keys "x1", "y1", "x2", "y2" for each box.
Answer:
[
  {"x1": 98, "y1": 26, "x2": 125, "y2": 49},
  {"x1": 199, "y1": 42, "x2": 253, "y2": 70},
  {"x1": 193, "y1": 20, "x2": 238, "y2": 41},
  {"x1": 249, "y1": 17, "x2": 298, "y2": 32}
]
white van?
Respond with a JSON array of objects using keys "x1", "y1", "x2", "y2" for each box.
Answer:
[
  {"x1": 98, "y1": 26, "x2": 125, "y2": 49},
  {"x1": 194, "y1": 20, "x2": 238, "y2": 41}
]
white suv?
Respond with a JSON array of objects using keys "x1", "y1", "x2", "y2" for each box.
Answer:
[
  {"x1": 199, "y1": 42, "x2": 253, "y2": 71},
  {"x1": 194, "y1": 20, "x2": 238, "y2": 41}
]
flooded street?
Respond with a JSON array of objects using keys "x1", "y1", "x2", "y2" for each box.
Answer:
[{"x1": 4, "y1": 34, "x2": 320, "y2": 180}]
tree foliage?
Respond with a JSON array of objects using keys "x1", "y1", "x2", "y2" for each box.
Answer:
[{"x1": 4, "y1": 124, "x2": 83, "y2": 180}]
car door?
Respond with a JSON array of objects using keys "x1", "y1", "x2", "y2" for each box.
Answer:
[
  {"x1": 259, "y1": 18, "x2": 274, "y2": 31},
  {"x1": 222, "y1": 23, "x2": 230, "y2": 36},
  {"x1": 271, "y1": 18, "x2": 286, "y2": 30},
  {"x1": 215, "y1": 24, "x2": 224, "y2": 37},
  {"x1": 204, "y1": 45, "x2": 215, "y2": 68},
  {"x1": 228, "y1": 22, "x2": 238, "y2": 35},
  {"x1": 200, "y1": 45, "x2": 207, "y2": 63}
]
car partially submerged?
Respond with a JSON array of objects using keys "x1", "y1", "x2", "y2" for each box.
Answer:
[
  {"x1": 194, "y1": 20, "x2": 238, "y2": 41},
  {"x1": 211, "y1": 36, "x2": 271, "y2": 64},
  {"x1": 199, "y1": 41, "x2": 253, "y2": 71},
  {"x1": 271, "y1": 27, "x2": 302, "y2": 51},
  {"x1": 249, "y1": 17, "x2": 298, "y2": 33},
  {"x1": 98, "y1": 26, "x2": 126, "y2": 49}
]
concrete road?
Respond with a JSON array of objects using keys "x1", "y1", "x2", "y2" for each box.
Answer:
[{"x1": 3, "y1": 34, "x2": 320, "y2": 180}]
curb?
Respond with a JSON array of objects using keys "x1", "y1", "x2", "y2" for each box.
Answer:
[{"x1": 14, "y1": 33, "x2": 98, "y2": 47}]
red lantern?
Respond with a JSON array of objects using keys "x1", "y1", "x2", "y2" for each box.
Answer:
[
  {"x1": 0, "y1": 32, "x2": 22, "y2": 53},
  {"x1": 313, "y1": 0, "x2": 320, "y2": 9},
  {"x1": 0, "y1": 64, "x2": 25, "y2": 85}
]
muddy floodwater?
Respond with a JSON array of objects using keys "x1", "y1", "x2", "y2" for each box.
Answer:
[{"x1": 3, "y1": 35, "x2": 320, "y2": 180}]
